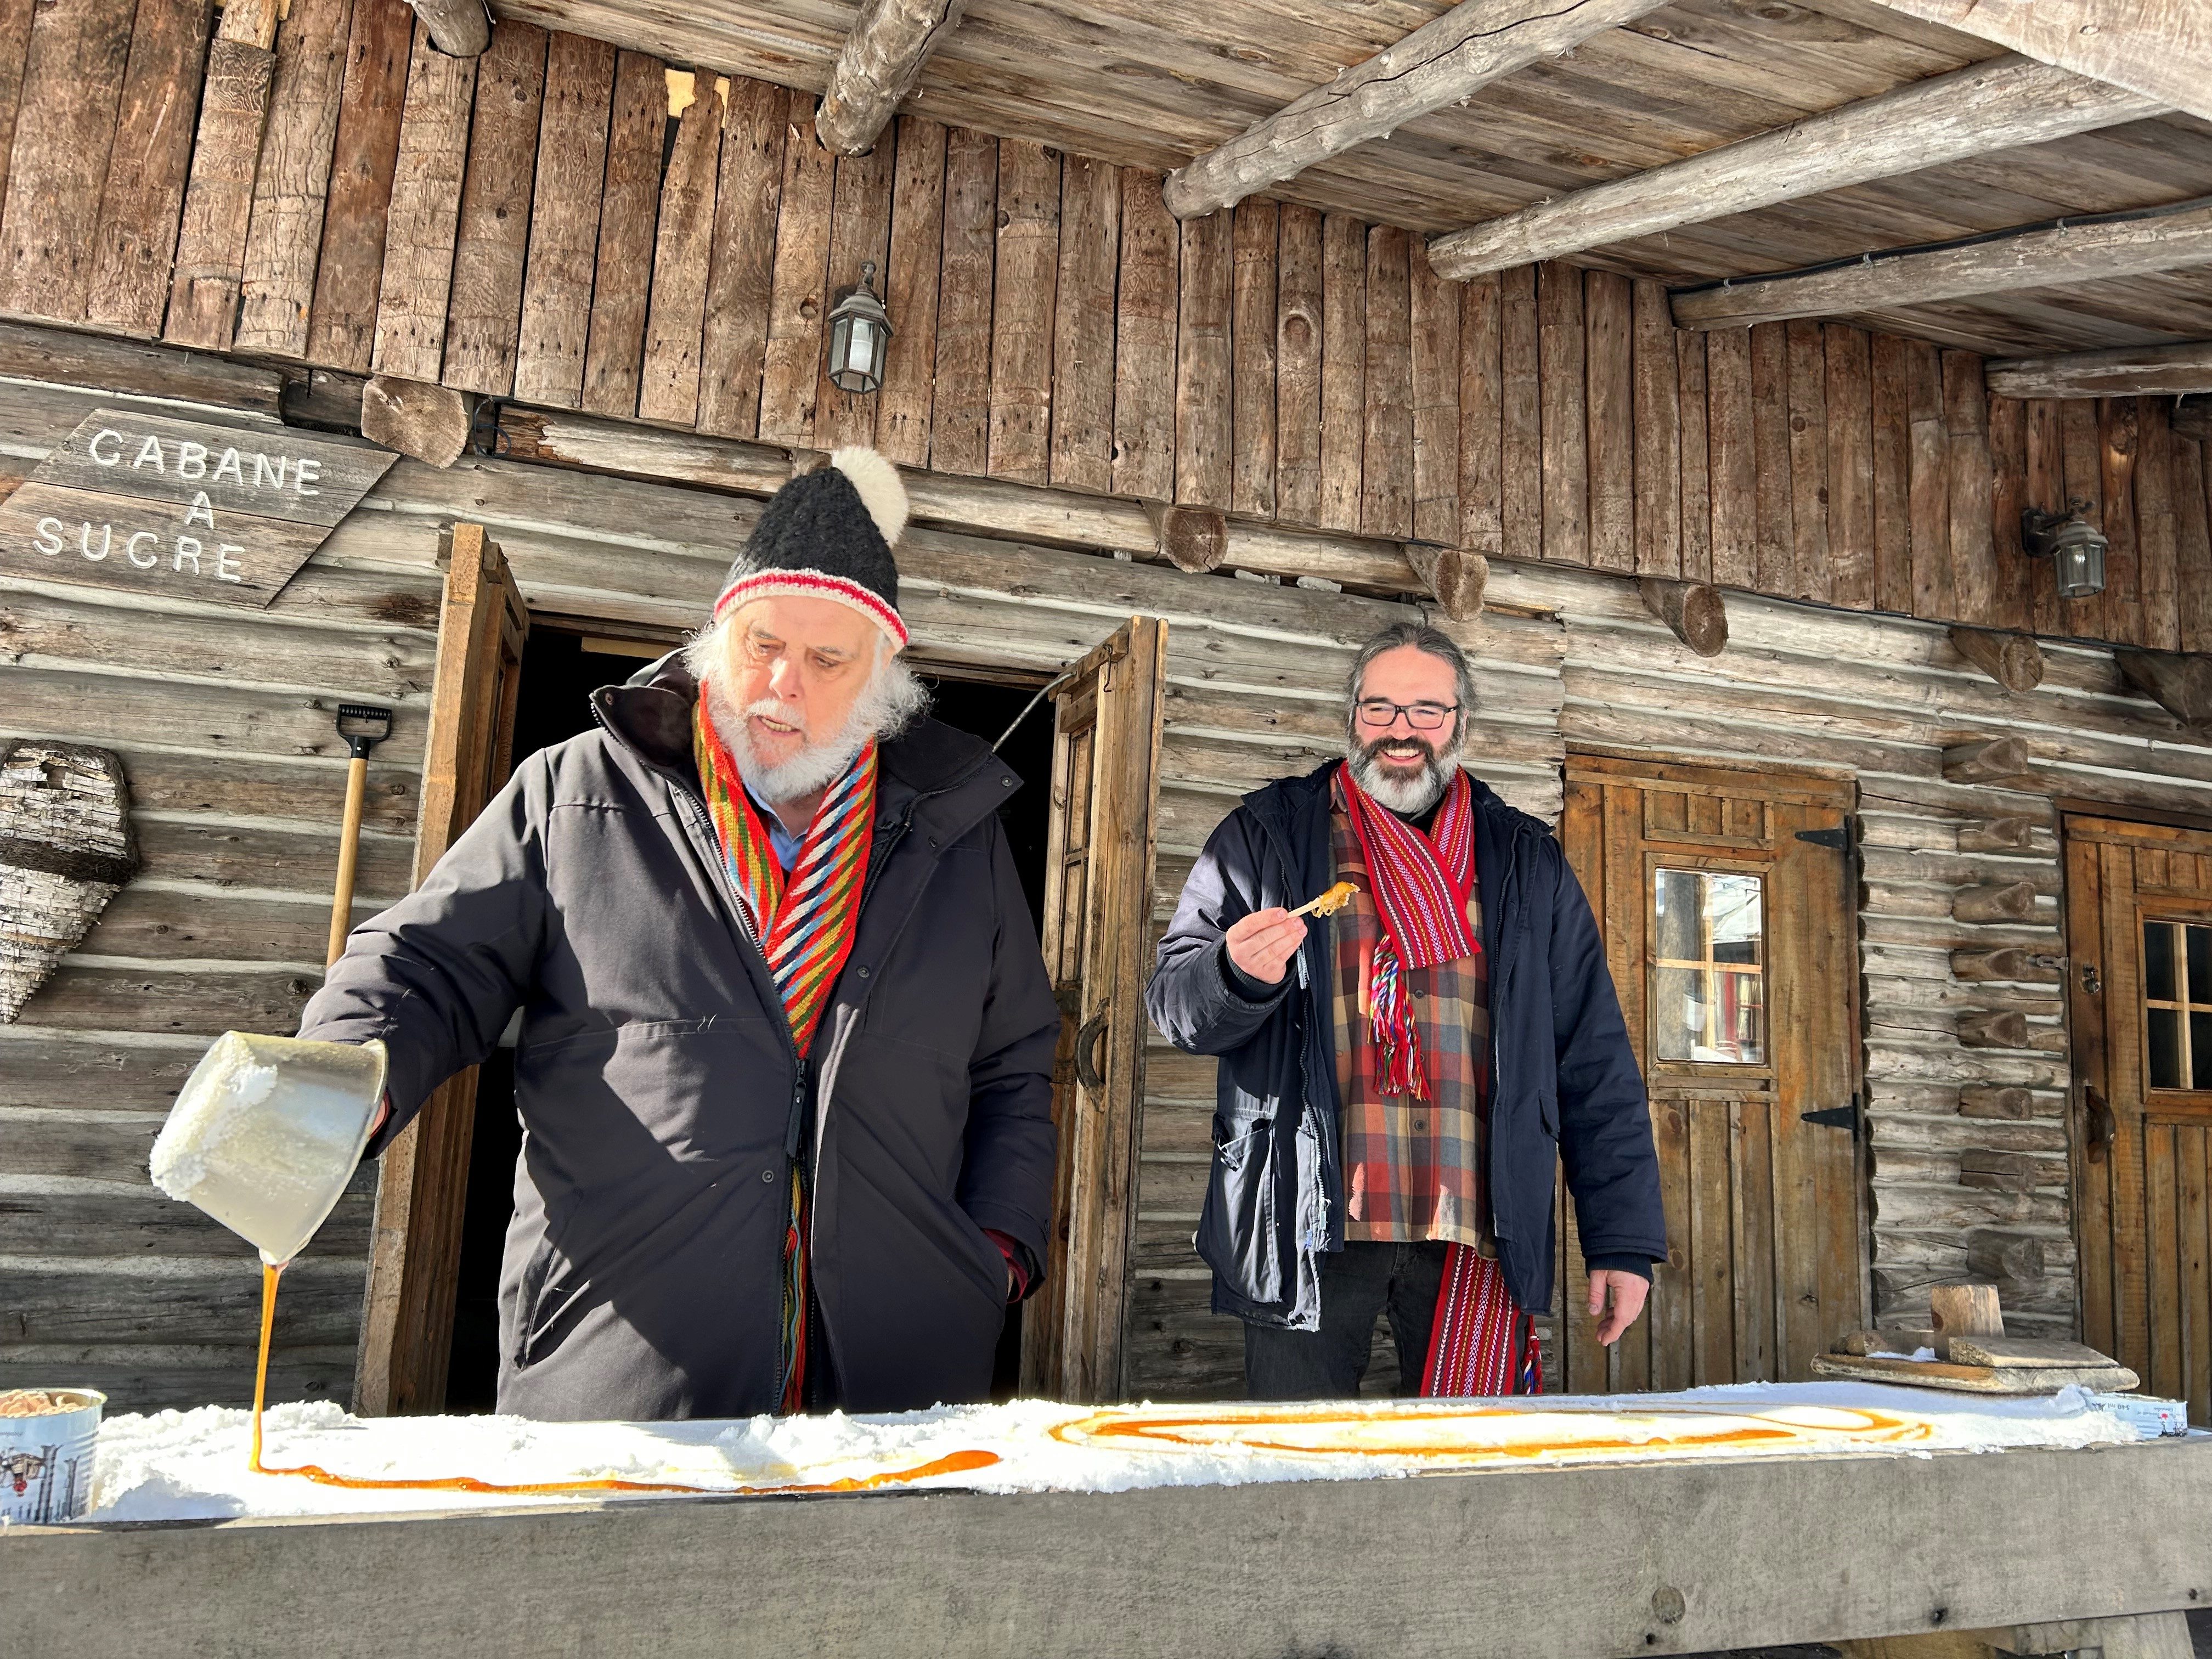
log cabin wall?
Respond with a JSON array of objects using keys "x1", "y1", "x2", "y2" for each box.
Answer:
[
  {"x1": 2, "y1": 0, "x2": 2208, "y2": 650},
  {"x1": 7, "y1": 0, "x2": 2212, "y2": 1409}
]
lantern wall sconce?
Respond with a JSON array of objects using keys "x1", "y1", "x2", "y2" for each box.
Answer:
[
  {"x1": 2021, "y1": 501, "x2": 2108, "y2": 600},
  {"x1": 827, "y1": 261, "x2": 893, "y2": 395}
]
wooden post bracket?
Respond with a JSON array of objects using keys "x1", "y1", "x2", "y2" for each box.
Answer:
[
  {"x1": 2115, "y1": 646, "x2": 2212, "y2": 727},
  {"x1": 1948, "y1": 625, "x2": 2044, "y2": 693},
  {"x1": 1406, "y1": 542, "x2": 1487, "y2": 621},
  {"x1": 407, "y1": 0, "x2": 491, "y2": 60},
  {"x1": 1638, "y1": 577, "x2": 1727, "y2": 656},
  {"x1": 1941, "y1": 737, "x2": 2034, "y2": 785},
  {"x1": 362, "y1": 375, "x2": 476, "y2": 469}
]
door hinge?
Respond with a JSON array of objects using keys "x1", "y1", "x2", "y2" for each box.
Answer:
[
  {"x1": 1803, "y1": 1100, "x2": 1860, "y2": 1135},
  {"x1": 1796, "y1": 823, "x2": 1851, "y2": 853}
]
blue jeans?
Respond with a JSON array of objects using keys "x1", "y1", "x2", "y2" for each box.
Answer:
[{"x1": 1242, "y1": 1239, "x2": 1449, "y2": 1399}]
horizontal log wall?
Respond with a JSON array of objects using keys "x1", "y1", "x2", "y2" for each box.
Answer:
[
  {"x1": 1, "y1": 2, "x2": 2205, "y2": 651},
  {"x1": 0, "y1": 368, "x2": 441, "y2": 1409}
]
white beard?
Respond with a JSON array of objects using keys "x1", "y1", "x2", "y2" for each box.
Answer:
[
  {"x1": 1346, "y1": 732, "x2": 1462, "y2": 816},
  {"x1": 704, "y1": 681, "x2": 870, "y2": 806}
]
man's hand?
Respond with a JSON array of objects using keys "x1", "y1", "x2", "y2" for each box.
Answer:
[
  {"x1": 1224, "y1": 907, "x2": 1308, "y2": 987},
  {"x1": 1588, "y1": 1269, "x2": 1649, "y2": 1346}
]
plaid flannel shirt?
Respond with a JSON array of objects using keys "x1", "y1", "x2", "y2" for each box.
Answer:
[{"x1": 1329, "y1": 774, "x2": 1494, "y2": 1250}]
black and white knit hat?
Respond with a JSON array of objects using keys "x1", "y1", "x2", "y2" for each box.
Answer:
[{"x1": 712, "y1": 447, "x2": 911, "y2": 648}]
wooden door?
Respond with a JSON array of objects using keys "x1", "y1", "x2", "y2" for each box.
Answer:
[
  {"x1": 354, "y1": 524, "x2": 527, "y2": 1415},
  {"x1": 1020, "y1": 617, "x2": 1167, "y2": 1403},
  {"x1": 2066, "y1": 813, "x2": 2212, "y2": 1423},
  {"x1": 1559, "y1": 752, "x2": 1864, "y2": 1392}
]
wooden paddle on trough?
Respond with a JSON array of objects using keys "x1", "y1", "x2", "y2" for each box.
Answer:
[{"x1": 1813, "y1": 1282, "x2": 2140, "y2": 1394}]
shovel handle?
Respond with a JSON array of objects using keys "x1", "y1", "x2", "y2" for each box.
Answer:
[{"x1": 326, "y1": 757, "x2": 369, "y2": 968}]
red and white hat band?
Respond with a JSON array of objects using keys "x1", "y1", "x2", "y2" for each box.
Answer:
[{"x1": 712, "y1": 568, "x2": 910, "y2": 650}]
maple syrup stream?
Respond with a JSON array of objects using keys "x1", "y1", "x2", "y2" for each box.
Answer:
[{"x1": 249, "y1": 1261, "x2": 998, "y2": 1497}]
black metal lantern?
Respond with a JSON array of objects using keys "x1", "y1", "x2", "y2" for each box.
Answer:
[
  {"x1": 827, "y1": 260, "x2": 892, "y2": 395},
  {"x1": 2021, "y1": 501, "x2": 2108, "y2": 600}
]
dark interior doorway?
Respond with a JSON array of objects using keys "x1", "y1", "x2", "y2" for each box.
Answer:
[{"x1": 444, "y1": 630, "x2": 1056, "y2": 1412}]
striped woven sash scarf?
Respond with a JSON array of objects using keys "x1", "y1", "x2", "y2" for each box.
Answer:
[
  {"x1": 1338, "y1": 761, "x2": 1538, "y2": 1398},
  {"x1": 693, "y1": 701, "x2": 878, "y2": 1411}
]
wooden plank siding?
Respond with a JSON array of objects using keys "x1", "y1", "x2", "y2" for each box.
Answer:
[{"x1": 1, "y1": 33, "x2": 2200, "y2": 648}]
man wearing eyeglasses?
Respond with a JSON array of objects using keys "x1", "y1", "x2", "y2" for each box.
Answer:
[{"x1": 1147, "y1": 622, "x2": 1665, "y2": 1400}]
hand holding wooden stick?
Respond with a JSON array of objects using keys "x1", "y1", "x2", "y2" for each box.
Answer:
[{"x1": 1288, "y1": 880, "x2": 1359, "y2": 919}]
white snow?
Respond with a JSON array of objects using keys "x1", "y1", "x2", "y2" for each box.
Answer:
[{"x1": 70, "y1": 1381, "x2": 2158, "y2": 1526}]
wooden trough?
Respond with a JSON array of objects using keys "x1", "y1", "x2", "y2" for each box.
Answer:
[{"x1": 8, "y1": 1437, "x2": 2211, "y2": 1658}]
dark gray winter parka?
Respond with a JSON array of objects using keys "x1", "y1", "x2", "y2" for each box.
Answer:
[
  {"x1": 298, "y1": 659, "x2": 1059, "y2": 1420},
  {"x1": 1146, "y1": 763, "x2": 1666, "y2": 1330}
]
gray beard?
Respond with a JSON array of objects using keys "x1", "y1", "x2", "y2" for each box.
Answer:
[
  {"x1": 703, "y1": 680, "x2": 868, "y2": 806},
  {"x1": 1345, "y1": 732, "x2": 1462, "y2": 816}
]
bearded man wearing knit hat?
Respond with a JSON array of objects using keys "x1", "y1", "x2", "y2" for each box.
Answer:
[{"x1": 300, "y1": 450, "x2": 1059, "y2": 1421}]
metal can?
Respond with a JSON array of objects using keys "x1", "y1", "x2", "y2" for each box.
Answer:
[{"x1": 0, "y1": 1389, "x2": 104, "y2": 1525}]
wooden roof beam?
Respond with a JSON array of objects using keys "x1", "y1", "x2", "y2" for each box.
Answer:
[
  {"x1": 1427, "y1": 56, "x2": 2159, "y2": 281},
  {"x1": 816, "y1": 0, "x2": 967, "y2": 156},
  {"x1": 1673, "y1": 201, "x2": 2212, "y2": 331},
  {"x1": 1987, "y1": 340, "x2": 2212, "y2": 399},
  {"x1": 1865, "y1": 1, "x2": 2212, "y2": 126},
  {"x1": 407, "y1": 0, "x2": 489, "y2": 59},
  {"x1": 1160, "y1": 0, "x2": 1672, "y2": 221}
]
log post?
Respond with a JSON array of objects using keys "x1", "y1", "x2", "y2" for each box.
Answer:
[
  {"x1": 1942, "y1": 736, "x2": 2033, "y2": 783},
  {"x1": 1406, "y1": 543, "x2": 1487, "y2": 620},
  {"x1": 2115, "y1": 647, "x2": 2212, "y2": 727},
  {"x1": 1953, "y1": 881, "x2": 2039, "y2": 923},
  {"x1": 1948, "y1": 625, "x2": 2044, "y2": 693},
  {"x1": 1638, "y1": 577, "x2": 1727, "y2": 656},
  {"x1": 1957, "y1": 1085, "x2": 2036, "y2": 1120},
  {"x1": 1950, "y1": 947, "x2": 2062, "y2": 983},
  {"x1": 1928, "y1": 1282, "x2": 2005, "y2": 1341},
  {"x1": 408, "y1": 1, "x2": 490, "y2": 59},
  {"x1": 1145, "y1": 501, "x2": 1228, "y2": 573},
  {"x1": 1956, "y1": 1009, "x2": 2031, "y2": 1049},
  {"x1": 1956, "y1": 816, "x2": 2036, "y2": 854},
  {"x1": 815, "y1": 0, "x2": 967, "y2": 156},
  {"x1": 363, "y1": 375, "x2": 475, "y2": 467}
]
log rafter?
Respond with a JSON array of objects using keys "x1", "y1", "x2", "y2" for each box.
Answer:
[
  {"x1": 1987, "y1": 339, "x2": 2212, "y2": 399},
  {"x1": 816, "y1": 0, "x2": 967, "y2": 157},
  {"x1": 1673, "y1": 201, "x2": 2212, "y2": 332},
  {"x1": 1160, "y1": 0, "x2": 1670, "y2": 222},
  {"x1": 1427, "y1": 56, "x2": 2160, "y2": 281},
  {"x1": 1865, "y1": 0, "x2": 2212, "y2": 127}
]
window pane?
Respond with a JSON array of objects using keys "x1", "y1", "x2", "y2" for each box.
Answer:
[
  {"x1": 2190, "y1": 927, "x2": 2212, "y2": 1005},
  {"x1": 2194, "y1": 1012, "x2": 2212, "y2": 1091},
  {"x1": 2147, "y1": 921, "x2": 2177, "y2": 1003},
  {"x1": 1653, "y1": 869, "x2": 1702, "y2": 962},
  {"x1": 1652, "y1": 964, "x2": 1705, "y2": 1063},
  {"x1": 2150, "y1": 1006, "x2": 2183, "y2": 1090},
  {"x1": 1651, "y1": 868, "x2": 1764, "y2": 1065}
]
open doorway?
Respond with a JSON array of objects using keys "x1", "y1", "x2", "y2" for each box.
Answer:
[{"x1": 441, "y1": 628, "x2": 1056, "y2": 1412}]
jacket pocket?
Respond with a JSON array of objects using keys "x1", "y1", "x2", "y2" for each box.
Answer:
[
  {"x1": 1195, "y1": 1115, "x2": 1283, "y2": 1306},
  {"x1": 513, "y1": 1235, "x2": 592, "y2": 1369}
]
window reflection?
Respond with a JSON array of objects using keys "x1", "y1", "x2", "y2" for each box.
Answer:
[
  {"x1": 2143, "y1": 918, "x2": 2212, "y2": 1090},
  {"x1": 1653, "y1": 868, "x2": 1765, "y2": 1064}
]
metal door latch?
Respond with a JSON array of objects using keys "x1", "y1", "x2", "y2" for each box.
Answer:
[{"x1": 2080, "y1": 962, "x2": 2102, "y2": 995}]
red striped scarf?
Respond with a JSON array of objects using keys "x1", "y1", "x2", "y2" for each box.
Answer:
[
  {"x1": 1336, "y1": 761, "x2": 1537, "y2": 1398},
  {"x1": 1337, "y1": 761, "x2": 1478, "y2": 1100},
  {"x1": 692, "y1": 701, "x2": 878, "y2": 1410}
]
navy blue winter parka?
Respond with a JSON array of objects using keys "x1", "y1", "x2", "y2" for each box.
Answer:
[{"x1": 1145, "y1": 763, "x2": 1667, "y2": 1329}]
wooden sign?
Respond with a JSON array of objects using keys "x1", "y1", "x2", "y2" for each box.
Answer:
[{"x1": 0, "y1": 409, "x2": 398, "y2": 607}]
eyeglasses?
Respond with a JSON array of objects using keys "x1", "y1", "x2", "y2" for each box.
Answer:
[{"x1": 1354, "y1": 698, "x2": 1460, "y2": 731}]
